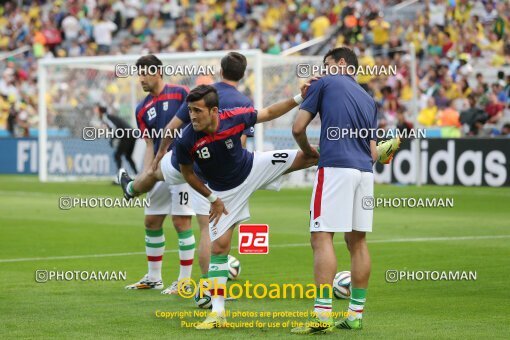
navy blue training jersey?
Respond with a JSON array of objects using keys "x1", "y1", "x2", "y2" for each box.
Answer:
[
  {"x1": 300, "y1": 75, "x2": 377, "y2": 172},
  {"x1": 176, "y1": 81, "x2": 254, "y2": 137},
  {"x1": 135, "y1": 84, "x2": 188, "y2": 169},
  {"x1": 174, "y1": 107, "x2": 258, "y2": 191}
]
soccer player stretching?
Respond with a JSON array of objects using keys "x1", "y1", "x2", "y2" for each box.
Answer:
[
  {"x1": 154, "y1": 52, "x2": 257, "y2": 277},
  {"x1": 290, "y1": 47, "x2": 399, "y2": 334},
  {"x1": 120, "y1": 83, "x2": 319, "y2": 328},
  {"x1": 123, "y1": 52, "x2": 258, "y2": 282}
]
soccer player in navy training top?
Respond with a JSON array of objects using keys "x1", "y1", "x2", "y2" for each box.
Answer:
[
  {"x1": 121, "y1": 55, "x2": 209, "y2": 295},
  {"x1": 290, "y1": 47, "x2": 399, "y2": 334},
  {"x1": 173, "y1": 52, "x2": 255, "y2": 149},
  {"x1": 120, "y1": 81, "x2": 319, "y2": 328},
  {"x1": 120, "y1": 52, "x2": 257, "y2": 281},
  {"x1": 174, "y1": 85, "x2": 320, "y2": 329}
]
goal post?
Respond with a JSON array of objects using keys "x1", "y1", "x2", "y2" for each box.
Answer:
[{"x1": 37, "y1": 50, "x2": 322, "y2": 183}]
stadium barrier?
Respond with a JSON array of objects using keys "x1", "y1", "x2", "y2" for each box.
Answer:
[{"x1": 2, "y1": 137, "x2": 507, "y2": 187}]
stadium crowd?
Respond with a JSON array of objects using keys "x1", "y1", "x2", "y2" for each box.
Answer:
[{"x1": 1, "y1": 0, "x2": 509, "y2": 137}]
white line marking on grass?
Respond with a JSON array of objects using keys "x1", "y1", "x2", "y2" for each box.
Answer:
[{"x1": 1, "y1": 234, "x2": 509, "y2": 263}]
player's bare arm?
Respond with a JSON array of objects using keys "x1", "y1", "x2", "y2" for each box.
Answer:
[
  {"x1": 180, "y1": 163, "x2": 228, "y2": 226},
  {"x1": 370, "y1": 140, "x2": 378, "y2": 162},
  {"x1": 292, "y1": 109, "x2": 319, "y2": 157},
  {"x1": 240, "y1": 134, "x2": 248, "y2": 148}
]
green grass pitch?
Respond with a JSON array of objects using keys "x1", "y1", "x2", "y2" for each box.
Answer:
[{"x1": 0, "y1": 175, "x2": 509, "y2": 338}]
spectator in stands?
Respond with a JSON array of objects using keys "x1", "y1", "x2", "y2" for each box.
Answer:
[
  {"x1": 485, "y1": 93, "x2": 505, "y2": 124},
  {"x1": 434, "y1": 87, "x2": 450, "y2": 109},
  {"x1": 396, "y1": 106, "x2": 413, "y2": 135},
  {"x1": 418, "y1": 97, "x2": 439, "y2": 127},
  {"x1": 428, "y1": 0, "x2": 447, "y2": 29},
  {"x1": 457, "y1": 77, "x2": 472, "y2": 98},
  {"x1": 368, "y1": 13, "x2": 390, "y2": 56},
  {"x1": 93, "y1": 12, "x2": 118, "y2": 54},
  {"x1": 380, "y1": 85, "x2": 399, "y2": 127},
  {"x1": 460, "y1": 94, "x2": 488, "y2": 136},
  {"x1": 500, "y1": 123, "x2": 510, "y2": 137},
  {"x1": 310, "y1": 10, "x2": 330, "y2": 38},
  {"x1": 491, "y1": 82, "x2": 508, "y2": 104},
  {"x1": 61, "y1": 12, "x2": 80, "y2": 44},
  {"x1": 505, "y1": 75, "x2": 510, "y2": 101},
  {"x1": 481, "y1": 1, "x2": 498, "y2": 25},
  {"x1": 437, "y1": 101, "x2": 461, "y2": 128}
]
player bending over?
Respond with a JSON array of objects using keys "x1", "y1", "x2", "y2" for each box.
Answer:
[
  {"x1": 174, "y1": 85, "x2": 321, "y2": 329},
  {"x1": 121, "y1": 52, "x2": 258, "y2": 282},
  {"x1": 120, "y1": 83, "x2": 319, "y2": 328}
]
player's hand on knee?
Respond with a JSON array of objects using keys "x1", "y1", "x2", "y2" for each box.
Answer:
[
  {"x1": 151, "y1": 151, "x2": 166, "y2": 172},
  {"x1": 209, "y1": 198, "x2": 228, "y2": 226}
]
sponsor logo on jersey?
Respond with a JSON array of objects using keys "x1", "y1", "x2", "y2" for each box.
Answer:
[{"x1": 163, "y1": 101, "x2": 168, "y2": 111}]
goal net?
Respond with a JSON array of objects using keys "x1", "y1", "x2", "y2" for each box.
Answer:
[{"x1": 37, "y1": 50, "x2": 322, "y2": 184}]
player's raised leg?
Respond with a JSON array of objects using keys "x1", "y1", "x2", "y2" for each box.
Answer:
[
  {"x1": 284, "y1": 149, "x2": 320, "y2": 174},
  {"x1": 119, "y1": 163, "x2": 165, "y2": 200}
]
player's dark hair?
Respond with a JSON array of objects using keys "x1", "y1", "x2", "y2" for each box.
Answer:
[
  {"x1": 220, "y1": 52, "x2": 247, "y2": 81},
  {"x1": 135, "y1": 54, "x2": 163, "y2": 77},
  {"x1": 323, "y1": 47, "x2": 359, "y2": 69},
  {"x1": 186, "y1": 85, "x2": 219, "y2": 109}
]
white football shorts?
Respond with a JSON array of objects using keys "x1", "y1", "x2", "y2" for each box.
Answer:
[
  {"x1": 309, "y1": 167, "x2": 374, "y2": 233},
  {"x1": 144, "y1": 181, "x2": 195, "y2": 216},
  {"x1": 160, "y1": 150, "x2": 210, "y2": 216},
  {"x1": 207, "y1": 150, "x2": 298, "y2": 241}
]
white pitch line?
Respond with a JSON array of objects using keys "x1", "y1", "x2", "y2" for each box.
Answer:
[{"x1": 1, "y1": 234, "x2": 509, "y2": 264}]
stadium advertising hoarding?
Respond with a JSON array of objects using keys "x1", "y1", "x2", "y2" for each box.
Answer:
[
  {"x1": 374, "y1": 138, "x2": 510, "y2": 187},
  {"x1": 1, "y1": 138, "x2": 508, "y2": 187},
  {"x1": 0, "y1": 138, "x2": 115, "y2": 176}
]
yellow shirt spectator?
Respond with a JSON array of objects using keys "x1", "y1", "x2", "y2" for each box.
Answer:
[
  {"x1": 444, "y1": 83, "x2": 459, "y2": 101},
  {"x1": 418, "y1": 102, "x2": 438, "y2": 126},
  {"x1": 400, "y1": 84, "x2": 413, "y2": 101},
  {"x1": 405, "y1": 29, "x2": 425, "y2": 53},
  {"x1": 357, "y1": 54, "x2": 375, "y2": 85},
  {"x1": 131, "y1": 16, "x2": 147, "y2": 33},
  {"x1": 369, "y1": 19, "x2": 390, "y2": 45},
  {"x1": 311, "y1": 15, "x2": 330, "y2": 38},
  {"x1": 445, "y1": 25, "x2": 459, "y2": 43}
]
